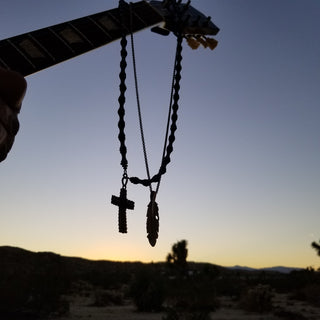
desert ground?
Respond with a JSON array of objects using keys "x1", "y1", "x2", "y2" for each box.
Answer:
[
  {"x1": 2, "y1": 247, "x2": 320, "y2": 320},
  {"x1": 52, "y1": 292, "x2": 320, "y2": 320}
]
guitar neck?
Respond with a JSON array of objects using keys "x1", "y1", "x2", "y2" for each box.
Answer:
[{"x1": 0, "y1": 1, "x2": 163, "y2": 77}]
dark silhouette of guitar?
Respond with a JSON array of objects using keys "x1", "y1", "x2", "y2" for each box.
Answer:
[{"x1": 0, "y1": 0, "x2": 219, "y2": 77}]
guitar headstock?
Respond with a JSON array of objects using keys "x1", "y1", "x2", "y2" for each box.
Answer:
[{"x1": 149, "y1": 0, "x2": 219, "y2": 50}]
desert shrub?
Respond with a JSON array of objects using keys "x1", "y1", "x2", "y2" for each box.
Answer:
[
  {"x1": 70, "y1": 280, "x2": 93, "y2": 297},
  {"x1": 288, "y1": 269, "x2": 320, "y2": 307},
  {"x1": 0, "y1": 272, "x2": 31, "y2": 317},
  {"x1": 162, "y1": 307, "x2": 211, "y2": 320},
  {"x1": 302, "y1": 284, "x2": 320, "y2": 307},
  {"x1": 239, "y1": 284, "x2": 273, "y2": 313},
  {"x1": 0, "y1": 252, "x2": 70, "y2": 319},
  {"x1": 162, "y1": 308, "x2": 180, "y2": 320},
  {"x1": 214, "y1": 275, "x2": 245, "y2": 298},
  {"x1": 163, "y1": 275, "x2": 218, "y2": 320},
  {"x1": 274, "y1": 309, "x2": 308, "y2": 320},
  {"x1": 129, "y1": 268, "x2": 165, "y2": 312},
  {"x1": 92, "y1": 289, "x2": 124, "y2": 306},
  {"x1": 287, "y1": 268, "x2": 319, "y2": 292},
  {"x1": 290, "y1": 283, "x2": 320, "y2": 307},
  {"x1": 0, "y1": 273, "x2": 70, "y2": 319}
]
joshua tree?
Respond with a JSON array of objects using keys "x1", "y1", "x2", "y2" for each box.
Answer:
[
  {"x1": 311, "y1": 239, "x2": 320, "y2": 256},
  {"x1": 166, "y1": 239, "x2": 188, "y2": 276}
]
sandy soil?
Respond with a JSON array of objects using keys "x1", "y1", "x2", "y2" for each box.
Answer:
[
  {"x1": 51, "y1": 293, "x2": 320, "y2": 320},
  {"x1": 55, "y1": 304, "x2": 162, "y2": 320},
  {"x1": 272, "y1": 293, "x2": 320, "y2": 320},
  {"x1": 53, "y1": 304, "x2": 281, "y2": 320}
]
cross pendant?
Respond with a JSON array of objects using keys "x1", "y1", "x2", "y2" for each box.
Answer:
[{"x1": 111, "y1": 188, "x2": 134, "y2": 233}]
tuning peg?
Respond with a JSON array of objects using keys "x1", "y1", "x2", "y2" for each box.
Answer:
[
  {"x1": 197, "y1": 36, "x2": 208, "y2": 48},
  {"x1": 181, "y1": 0, "x2": 191, "y2": 13},
  {"x1": 204, "y1": 37, "x2": 218, "y2": 50},
  {"x1": 184, "y1": 0, "x2": 191, "y2": 11},
  {"x1": 202, "y1": 16, "x2": 212, "y2": 27},
  {"x1": 186, "y1": 36, "x2": 200, "y2": 50},
  {"x1": 162, "y1": 0, "x2": 171, "y2": 8}
]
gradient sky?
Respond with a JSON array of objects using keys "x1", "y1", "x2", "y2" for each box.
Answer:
[{"x1": 1, "y1": 0, "x2": 320, "y2": 269}]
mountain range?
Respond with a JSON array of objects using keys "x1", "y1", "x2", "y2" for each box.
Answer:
[
  {"x1": 0, "y1": 245, "x2": 303, "y2": 274},
  {"x1": 227, "y1": 265, "x2": 303, "y2": 274}
]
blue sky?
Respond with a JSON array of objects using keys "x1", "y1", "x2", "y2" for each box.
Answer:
[{"x1": 1, "y1": 0, "x2": 320, "y2": 268}]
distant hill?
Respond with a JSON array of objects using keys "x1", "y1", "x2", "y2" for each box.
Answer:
[
  {"x1": 0, "y1": 245, "x2": 147, "y2": 277},
  {"x1": 262, "y1": 266, "x2": 303, "y2": 273},
  {"x1": 228, "y1": 265, "x2": 303, "y2": 274},
  {"x1": 0, "y1": 245, "x2": 150, "y2": 317},
  {"x1": 0, "y1": 245, "x2": 313, "y2": 319},
  {"x1": 0, "y1": 245, "x2": 304, "y2": 275}
]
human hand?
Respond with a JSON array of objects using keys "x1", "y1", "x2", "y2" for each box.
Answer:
[{"x1": 0, "y1": 67, "x2": 27, "y2": 162}]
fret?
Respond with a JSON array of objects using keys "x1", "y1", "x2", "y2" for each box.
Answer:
[
  {"x1": 67, "y1": 22, "x2": 95, "y2": 48},
  {"x1": 12, "y1": 35, "x2": 54, "y2": 73},
  {"x1": 132, "y1": 10, "x2": 150, "y2": 29},
  {"x1": 69, "y1": 18, "x2": 108, "y2": 48},
  {"x1": 0, "y1": 39, "x2": 37, "y2": 75},
  {"x1": 47, "y1": 27, "x2": 76, "y2": 54},
  {"x1": 131, "y1": 2, "x2": 163, "y2": 29},
  {"x1": 93, "y1": 14, "x2": 117, "y2": 37},
  {"x1": 27, "y1": 33, "x2": 56, "y2": 62},
  {"x1": 50, "y1": 25, "x2": 91, "y2": 55},
  {"x1": 17, "y1": 38, "x2": 46, "y2": 60},
  {"x1": 0, "y1": 1, "x2": 163, "y2": 76},
  {"x1": 94, "y1": 11, "x2": 124, "y2": 40},
  {"x1": 0, "y1": 57, "x2": 9, "y2": 69},
  {"x1": 7, "y1": 39, "x2": 36, "y2": 69},
  {"x1": 106, "y1": 7, "x2": 139, "y2": 34},
  {"x1": 87, "y1": 16, "x2": 113, "y2": 40},
  {"x1": 24, "y1": 28, "x2": 74, "y2": 71}
]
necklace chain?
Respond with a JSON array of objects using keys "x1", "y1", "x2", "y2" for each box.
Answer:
[
  {"x1": 129, "y1": 10, "x2": 152, "y2": 193},
  {"x1": 113, "y1": 0, "x2": 185, "y2": 245},
  {"x1": 116, "y1": 1, "x2": 183, "y2": 189},
  {"x1": 129, "y1": 35, "x2": 183, "y2": 187}
]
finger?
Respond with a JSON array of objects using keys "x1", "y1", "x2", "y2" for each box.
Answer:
[
  {"x1": 0, "y1": 122, "x2": 7, "y2": 146},
  {"x1": 0, "y1": 124, "x2": 15, "y2": 162},
  {"x1": 0, "y1": 67, "x2": 27, "y2": 112},
  {"x1": 0, "y1": 98, "x2": 19, "y2": 162},
  {"x1": 0, "y1": 97, "x2": 20, "y2": 135}
]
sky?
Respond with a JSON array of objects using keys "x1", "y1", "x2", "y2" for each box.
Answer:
[{"x1": 0, "y1": 0, "x2": 320, "y2": 269}]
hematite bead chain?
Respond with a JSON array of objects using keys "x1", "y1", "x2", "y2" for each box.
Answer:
[{"x1": 117, "y1": 35, "x2": 128, "y2": 171}]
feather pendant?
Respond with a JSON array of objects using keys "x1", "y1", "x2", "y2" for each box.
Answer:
[{"x1": 146, "y1": 192, "x2": 159, "y2": 247}]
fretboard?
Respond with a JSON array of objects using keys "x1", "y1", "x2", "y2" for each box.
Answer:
[{"x1": 0, "y1": 1, "x2": 163, "y2": 77}]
